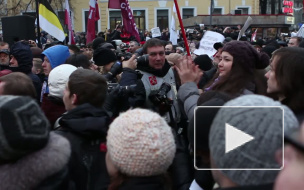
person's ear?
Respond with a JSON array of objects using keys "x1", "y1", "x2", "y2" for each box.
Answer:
[{"x1": 71, "y1": 94, "x2": 78, "y2": 105}]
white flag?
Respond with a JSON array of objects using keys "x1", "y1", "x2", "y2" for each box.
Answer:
[
  {"x1": 169, "y1": 4, "x2": 178, "y2": 45},
  {"x1": 297, "y1": 24, "x2": 304, "y2": 38}
]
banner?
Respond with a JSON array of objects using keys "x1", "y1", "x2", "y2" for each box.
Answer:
[
  {"x1": 86, "y1": 0, "x2": 100, "y2": 44},
  {"x1": 193, "y1": 31, "x2": 225, "y2": 57},
  {"x1": 65, "y1": 0, "x2": 75, "y2": 44},
  {"x1": 119, "y1": 0, "x2": 141, "y2": 42}
]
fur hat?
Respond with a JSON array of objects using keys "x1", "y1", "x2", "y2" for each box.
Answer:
[
  {"x1": 209, "y1": 94, "x2": 299, "y2": 186},
  {"x1": 0, "y1": 96, "x2": 50, "y2": 163},
  {"x1": 222, "y1": 41, "x2": 270, "y2": 70},
  {"x1": 48, "y1": 64, "x2": 77, "y2": 98},
  {"x1": 93, "y1": 47, "x2": 117, "y2": 66},
  {"x1": 193, "y1": 54, "x2": 213, "y2": 71},
  {"x1": 107, "y1": 108, "x2": 176, "y2": 176}
]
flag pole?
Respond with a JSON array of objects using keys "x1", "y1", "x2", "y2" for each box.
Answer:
[
  {"x1": 173, "y1": 0, "x2": 190, "y2": 56},
  {"x1": 36, "y1": 0, "x2": 41, "y2": 48}
]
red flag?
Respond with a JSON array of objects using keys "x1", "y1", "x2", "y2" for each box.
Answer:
[
  {"x1": 86, "y1": 0, "x2": 100, "y2": 44},
  {"x1": 251, "y1": 28, "x2": 258, "y2": 42},
  {"x1": 65, "y1": 0, "x2": 75, "y2": 44},
  {"x1": 108, "y1": 0, "x2": 120, "y2": 9},
  {"x1": 119, "y1": 0, "x2": 140, "y2": 42}
]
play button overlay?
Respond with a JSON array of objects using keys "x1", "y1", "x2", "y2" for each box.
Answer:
[
  {"x1": 193, "y1": 106, "x2": 284, "y2": 171},
  {"x1": 225, "y1": 123, "x2": 254, "y2": 153}
]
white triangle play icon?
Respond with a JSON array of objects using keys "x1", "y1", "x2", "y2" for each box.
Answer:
[{"x1": 225, "y1": 123, "x2": 254, "y2": 154}]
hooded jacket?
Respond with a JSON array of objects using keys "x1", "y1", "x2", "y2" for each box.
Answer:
[
  {"x1": 42, "y1": 45, "x2": 70, "y2": 69},
  {"x1": 10, "y1": 41, "x2": 33, "y2": 74},
  {"x1": 10, "y1": 42, "x2": 42, "y2": 102},
  {"x1": 55, "y1": 103, "x2": 110, "y2": 190}
]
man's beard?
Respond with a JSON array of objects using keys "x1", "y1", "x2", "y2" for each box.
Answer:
[{"x1": 0, "y1": 59, "x2": 9, "y2": 66}]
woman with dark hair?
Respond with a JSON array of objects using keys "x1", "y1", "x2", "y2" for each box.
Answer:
[
  {"x1": 204, "y1": 40, "x2": 270, "y2": 96},
  {"x1": 176, "y1": 41, "x2": 270, "y2": 119},
  {"x1": 265, "y1": 47, "x2": 304, "y2": 122}
]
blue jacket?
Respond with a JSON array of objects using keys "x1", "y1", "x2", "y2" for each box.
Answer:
[{"x1": 42, "y1": 45, "x2": 70, "y2": 69}]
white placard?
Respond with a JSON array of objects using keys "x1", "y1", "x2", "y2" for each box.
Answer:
[
  {"x1": 237, "y1": 16, "x2": 253, "y2": 41},
  {"x1": 186, "y1": 29, "x2": 194, "y2": 33},
  {"x1": 151, "y1": 27, "x2": 161, "y2": 38},
  {"x1": 194, "y1": 31, "x2": 225, "y2": 56}
]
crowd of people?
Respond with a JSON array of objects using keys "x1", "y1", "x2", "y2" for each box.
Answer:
[{"x1": 0, "y1": 23, "x2": 303, "y2": 190}]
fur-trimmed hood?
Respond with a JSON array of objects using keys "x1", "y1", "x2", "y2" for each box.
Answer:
[{"x1": 0, "y1": 132, "x2": 71, "y2": 190}]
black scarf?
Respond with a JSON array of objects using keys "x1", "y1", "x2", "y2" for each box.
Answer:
[{"x1": 137, "y1": 59, "x2": 171, "y2": 77}]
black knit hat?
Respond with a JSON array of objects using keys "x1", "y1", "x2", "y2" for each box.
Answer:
[
  {"x1": 92, "y1": 37, "x2": 105, "y2": 50},
  {"x1": 0, "y1": 96, "x2": 50, "y2": 163},
  {"x1": 193, "y1": 54, "x2": 213, "y2": 71},
  {"x1": 93, "y1": 47, "x2": 117, "y2": 66},
  {"x1": 222, "y1": 41, "x2": 270, "y2": 70}
]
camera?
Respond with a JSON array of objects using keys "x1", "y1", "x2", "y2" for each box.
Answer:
[
  {"x1": 149, "y1": 82, "x2": 173, "y2": 106},
  {"x1": 103, "y1": 61, "x2": 123, "y2": 81},
  {"x1": 107, "y1": 83, "x2": 137, "y2": 96}
]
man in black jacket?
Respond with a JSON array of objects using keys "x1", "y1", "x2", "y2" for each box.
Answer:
[{"x1": 56, "y1": 69, "x2": 110, "y2": 190}]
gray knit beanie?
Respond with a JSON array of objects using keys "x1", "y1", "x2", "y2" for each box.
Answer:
[
  {"x1": 209, "y1": 94, "x2": 299, "y2": 186},
  {"x1": 0, "y1": 96, "x2": 50, "y2": 163}
]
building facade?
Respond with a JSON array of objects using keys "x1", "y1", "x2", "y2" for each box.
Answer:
[{"x1": 1, "y1": 0, "x2": 302, "y2": 36}]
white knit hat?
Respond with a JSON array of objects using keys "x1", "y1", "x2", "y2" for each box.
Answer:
[
  {"x1": 107, "y1": 108, "x2": 176, "y2": 176},
  {"x1": 48, "y1": 64, "x2": 77, "y2": 98}
]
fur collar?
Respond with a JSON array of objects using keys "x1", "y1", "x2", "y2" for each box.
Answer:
[{"x1": 0, "y1": 132, "x2": 71, "y2": 190}]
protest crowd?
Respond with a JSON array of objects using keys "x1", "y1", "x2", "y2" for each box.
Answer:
[{"x1": 1, "y1": 13, "x2": 304, "y2": 190}]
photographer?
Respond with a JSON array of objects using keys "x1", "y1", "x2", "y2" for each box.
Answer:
[
  {"x1": 93, "y1": 47, "x2": 121, "y2": 83},
  {"x1": 120, "y1": 38, "x2": 181, "y2": 127}
]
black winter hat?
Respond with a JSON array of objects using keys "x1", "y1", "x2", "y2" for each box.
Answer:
[
  {"x1": 193, "y1": 54, "x2": 213, "y2": 71},
  {"x1": 222, "y1": 41, "x2": 270, "y2": 71},
  {"x1": 93, "y1": 47, "x2": 117, "y2": 66},
  {"x1": 0, "y1": 96, "x2": 50, "y2": 163},
  {"x1": 92, "y1": 37, "x2": 105, "y2": 50}
]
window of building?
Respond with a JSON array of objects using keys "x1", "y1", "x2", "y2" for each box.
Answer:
[
  {"x1": 212, "y1": 8, "x2": 223, "y2": 14},
  {"x1": 157, "y1": 9, "x2": 169, "y2": 31},
  {"x1": 182, "y1": 8, "x2": 194, "y2": 19},
  {"x1": 237, "y1": 7, "x2": 249, "y2": 14},
  {"x1": 133, "y1": 10, "x2": 146, "y2": 30},
  {"x1": 84, "y1": 10, "x2": 98, "y2": 33},
  {"x1": 109, "y1": 10, "x2": 122, "y2": 30}
]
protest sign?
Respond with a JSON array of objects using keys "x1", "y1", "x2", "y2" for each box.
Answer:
[
  {"x1": 193, "y1": 31, "x2": 225, "y2": 57},
  {"x1": 151, "y1": 27, "x2": 161, "y2": 38}
]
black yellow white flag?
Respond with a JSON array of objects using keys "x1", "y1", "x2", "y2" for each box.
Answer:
[{"x1": 39, "y1": 0, "x2": 65, "y2": 41}]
